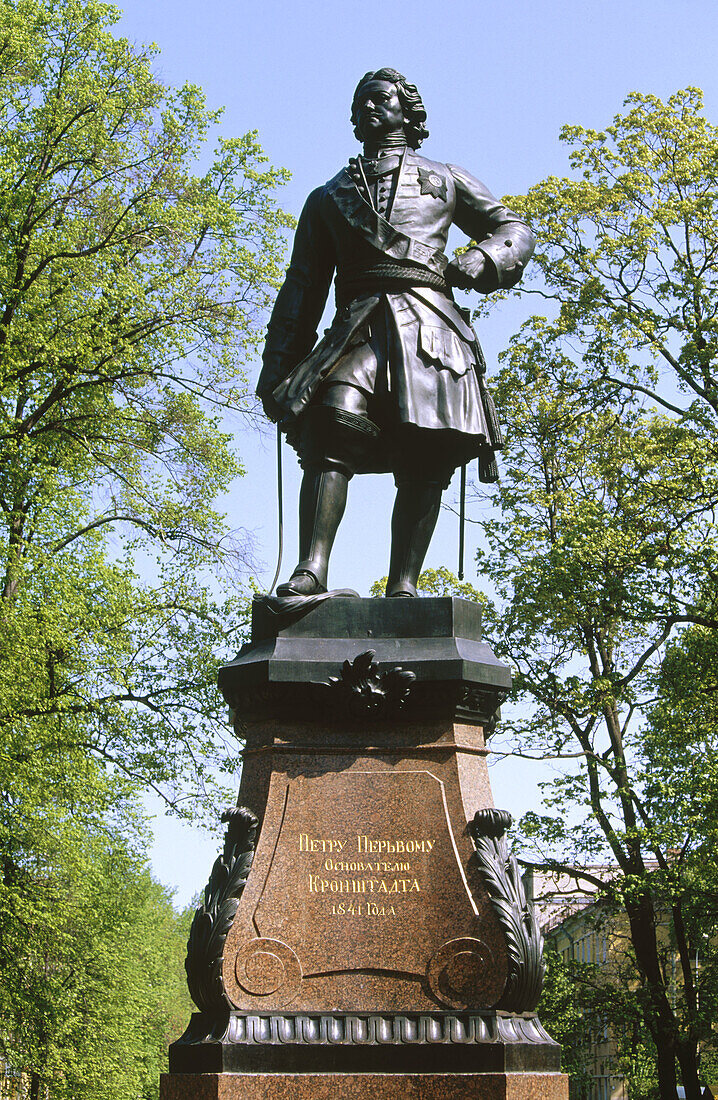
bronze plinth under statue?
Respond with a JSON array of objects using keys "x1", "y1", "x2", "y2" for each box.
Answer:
[
  {"x1": 160, "y1": 71, "x2": 567, "y2": 1100},
  {"x1": 257, "y1": 67, "x2": 535, "y2": 599}
]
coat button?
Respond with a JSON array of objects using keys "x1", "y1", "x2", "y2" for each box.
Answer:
[{"x1": 504, "y1": 240, "x2": 513, "y2": 247}]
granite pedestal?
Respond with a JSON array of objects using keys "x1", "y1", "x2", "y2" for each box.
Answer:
[{"x1": 161, "y1": 597, "x2": 568, "y2": 1098}]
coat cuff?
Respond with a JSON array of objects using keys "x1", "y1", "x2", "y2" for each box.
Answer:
[{"x1": 477, "y1": 225, "x2": 533, "y2": 289}]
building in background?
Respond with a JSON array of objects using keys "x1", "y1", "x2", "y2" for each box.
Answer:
[
  {"x1": 525, "y1": 866, "x2": 625, "y2": 1100},
  {"x1": 526, "y1": 866, "x2": 716, "y2": 1100}
]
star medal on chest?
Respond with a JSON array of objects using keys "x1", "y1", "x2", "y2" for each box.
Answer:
[{"x1": 417, "y1": 166, "x2": 447, "y2": 201}]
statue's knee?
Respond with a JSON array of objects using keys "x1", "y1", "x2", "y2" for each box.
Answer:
[
  {"x1": 391, "y1": 427, "x2": 456, "y2": 490},
  {"x1": 393, "y1": 459, "x2": 454, "y2": 492},
  {"x1": 299, "y1": 404, "x2": 380, "y2": 478}
]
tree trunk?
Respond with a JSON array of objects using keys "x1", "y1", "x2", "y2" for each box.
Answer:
[
  {"x1": 677, "y1": 1038, "x2": 702, "y2": 1100},
  {"x1": 624, "y1": 892, "x2": 682, "y2": 1099},
  {"x1": 654, "y1": 1039, "x2": 680, "y2": 1099}
]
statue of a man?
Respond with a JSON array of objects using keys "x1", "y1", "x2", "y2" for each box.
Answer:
[{"x1": 258, "y1": 68, "x2": 534, "y2": 598}]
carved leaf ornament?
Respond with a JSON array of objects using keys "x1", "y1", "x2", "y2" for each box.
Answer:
[
  {"x1": 469, "y1": 809, "x2": 546, "y2": 1012},
  {"x1": 322, "y1": 649, "x2": 416, "y2": 719},
  {"x1": 185, "y1": 806, "x2": 259, "y2": 1013}
]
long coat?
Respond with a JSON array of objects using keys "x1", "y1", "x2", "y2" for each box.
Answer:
[{"x1": 257, "y1": 149, "x2": 535, "y2": 481}]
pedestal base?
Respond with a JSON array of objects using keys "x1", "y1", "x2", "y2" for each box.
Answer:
[
  {"x1": 168, "y1": 600, "x2": 569, "y2": 1098},
  {"x1": 160, "y1": 1071, "x2": 568, "y2": 1099}
]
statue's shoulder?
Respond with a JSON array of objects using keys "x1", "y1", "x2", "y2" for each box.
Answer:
[
  {"x1": 325, "y1": 165, "x2": 349, "y2": 191},
  {"x1": 406, "y1": 150, "x2": 451, "y2": 175}
]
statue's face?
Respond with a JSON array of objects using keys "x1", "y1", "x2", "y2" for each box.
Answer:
[{"x1": 354, "y1": 79, "x2": 404, "y2": 142}]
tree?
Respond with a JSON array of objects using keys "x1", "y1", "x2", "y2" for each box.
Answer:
[
  {"x1": 466, "y1": 89, "x2": 718, "y2": 1098},
  {"x1": 0, "y1": 0, "x2": 291, "y2": 808},
  {"x1": 498, "y1": 87, "x2": 718, "y2": 441},
  {"x1": 0, "y1": 2, "x2": 291, "y2": 1094},
  {"x1": 0, "y1": 745, "x2": 195, "y2": 1099},
  {"x1": 369, "y1": 564, "x2": 488, "y2": 601},
  {"x1": 476, "y1": 323, "x2": 718, "y2": 1098}
]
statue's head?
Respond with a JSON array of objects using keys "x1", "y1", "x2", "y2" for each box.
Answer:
[{"x1": 351, "y1": 68, "x2": 429, "y2": 149}]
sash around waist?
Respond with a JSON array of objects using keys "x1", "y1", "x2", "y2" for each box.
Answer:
[{"x1": 335, "y1": 261, "x2": 447, "y2": 306}]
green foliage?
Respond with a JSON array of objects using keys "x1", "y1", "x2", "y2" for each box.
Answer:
[
  {"x1": 489, "y1": 88, "x2": 718, "y2": 433},
  {"x1": 538, "y1": 950, "x2": 596, "y2": 1096},
  {"x1": 370, "y1": 565, "x2": 488, "y2": 602},
  {"x1": 0, "y1": 0, "x2": 288, "y2": 809},
  {"x1": 541, "y1": 924, "x2": 665, "y2": 1099},
  {"x1": 481, "y1": 329, "x2": 718, "y2": 1089},
  {"x1": 472, "y1": 89, "x2": 718, "y2": 1097},
  {"x1": 0, "y1": 751, "x2": 194, "y2": 1099},
  {"x1": 0, "y1": 1, "x2": 291, "y2": 1094},
  {"x1": 643, "y1": 627, "x2": 718, "y2": 1030}
]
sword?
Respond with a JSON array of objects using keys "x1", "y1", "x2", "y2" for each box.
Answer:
[
  {"x1": 458, "y1": 462, "x2": 466, "y2": 581},
  {"x1": 268, "y1": 424, "x2": 284, "y2": 595}
]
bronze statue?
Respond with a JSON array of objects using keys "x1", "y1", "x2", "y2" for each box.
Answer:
[{"x1": 258, "y1": 68, "x2": 534, "y2": 598}]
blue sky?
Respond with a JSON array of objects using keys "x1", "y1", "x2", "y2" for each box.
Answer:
[{"x1": 113, "y1": 0, "x2": 718, "y2": 906}]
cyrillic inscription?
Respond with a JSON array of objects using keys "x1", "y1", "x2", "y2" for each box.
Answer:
[{"x1": 298, "y1": 833, "x2": 434, "y2": 917}]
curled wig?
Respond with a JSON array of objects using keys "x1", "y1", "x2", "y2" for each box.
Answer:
[{"x1": 351, "y1": 68, "x2": 429, "y2": 149}]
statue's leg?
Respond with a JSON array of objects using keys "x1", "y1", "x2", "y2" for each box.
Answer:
[
  {"x1": 277, "y1": 384, "x2": 379, "y2": 597},
  {"x1": 385, "y1": 431, "x2": 456, "y2": 598},
  {"x1": 385, "y1": 479, "x2": 444, "y2": 598},
  {"x1": 277, "y1": 466, "x2": 349, "y2": 596}
]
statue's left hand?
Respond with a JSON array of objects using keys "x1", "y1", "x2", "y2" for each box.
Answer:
[{"x1": 446, "y1": 248, "x2": 487, "y2": 291}]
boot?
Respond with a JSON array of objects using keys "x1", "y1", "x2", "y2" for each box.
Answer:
[
  {"x1": 385, "y1": 481, "x2": 443, "y2": 597},
  {"x1": 276, "y1": 467, "x2": 349, "y2": 597}
]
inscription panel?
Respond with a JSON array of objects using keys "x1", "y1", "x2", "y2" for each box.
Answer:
[{"x1": 253, "y1": 770, "x2": 482, "y2": 978}]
